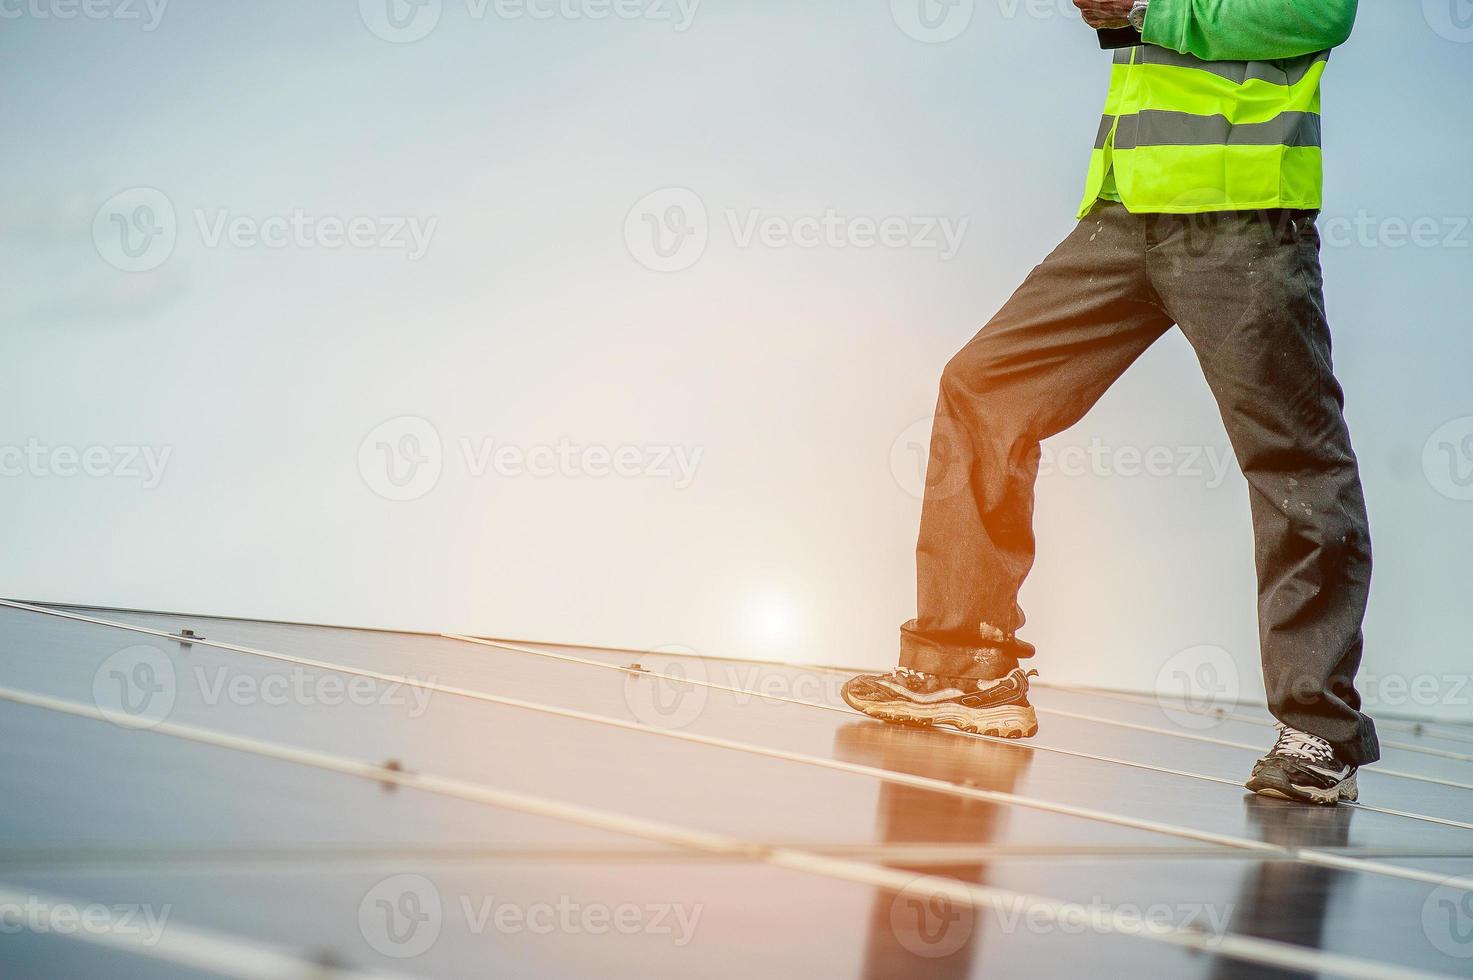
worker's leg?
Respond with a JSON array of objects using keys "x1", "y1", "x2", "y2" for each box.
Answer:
[
  {"x1": 1149, "y1": 209, "x2": 1379, "y2": 766},
  {"x1": 902, "y1": 202, "x2": 1174, "y2": 680}
]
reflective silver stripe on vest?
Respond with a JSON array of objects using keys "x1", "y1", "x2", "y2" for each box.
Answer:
[
  {"x1": 1112, "y1": 109, "x2": 1321, "y2": 150},
  {"x1": 1112, "y1": 46, "x2": 1330, "y2": 87},
  {"x1": 1094, "y1": 114, "x2": 1117, "y2": 150}
]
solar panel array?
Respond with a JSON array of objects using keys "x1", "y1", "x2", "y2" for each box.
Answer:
[{"x1": 3, "y1": 599, "x2": 1472, "y2": 978}]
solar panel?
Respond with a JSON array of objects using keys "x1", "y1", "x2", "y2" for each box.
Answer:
[{"x1": 4, "y1": 599, "x2": 1471, "y2": 978}]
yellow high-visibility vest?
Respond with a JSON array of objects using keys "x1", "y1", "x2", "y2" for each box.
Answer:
[{"x1": 1080, "y1": 45, "x2": 1330, "y2": 216}]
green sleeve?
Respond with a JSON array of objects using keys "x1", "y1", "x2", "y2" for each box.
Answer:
[{"x1": 1141, "y1": 0, "x2": 1358, "y2": 61}]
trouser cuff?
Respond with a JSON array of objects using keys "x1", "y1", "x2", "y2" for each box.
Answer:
[
  {"x1": 1270, "y1": 697, "x2": 1381, "y2": 767},
  {"x1": 898, "y1": 620, "x2": 1028, "y2": 680}
]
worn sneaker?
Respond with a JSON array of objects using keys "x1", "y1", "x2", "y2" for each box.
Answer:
[
  {"x1": 1244, "y1": 723, "x2": 1358, "y2": 805},
  {"x1": 840, "y1": 666, "x2": 1038, "y2": 738}
]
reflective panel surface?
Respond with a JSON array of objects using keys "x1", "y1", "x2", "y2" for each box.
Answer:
[{"x1": 4, "y1": 603, "x2": 1471, "y2": 977}]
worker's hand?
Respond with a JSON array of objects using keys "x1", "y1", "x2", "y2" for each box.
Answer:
[{"x1": 1073, "y1": 0, "x2": 1135, "y2": 29}]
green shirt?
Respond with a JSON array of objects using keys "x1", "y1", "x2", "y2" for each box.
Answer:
[{"x1": 1142, "y1": 0, "x2": 1359, "y2": 62}]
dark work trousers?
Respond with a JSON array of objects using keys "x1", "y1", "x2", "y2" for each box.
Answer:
[{"x1": 899, "y1": 201, "x2": 1379, "y2": 766}]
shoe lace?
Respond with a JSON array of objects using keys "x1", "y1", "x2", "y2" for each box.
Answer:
[
  {"x1": 892, "y1": 666, "x2": 1036, "y2": 689},
  {"x1": 1271, "y1": 723, "x2": 1336, "y2": 764}
]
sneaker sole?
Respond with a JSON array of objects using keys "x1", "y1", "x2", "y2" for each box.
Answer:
[
  {"x1": 1245, "y1": 771, "x2": 1358, "y2": 806},
  {"x1": 842, "y1": 694, "x2": 1038, "y2": 739}
]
